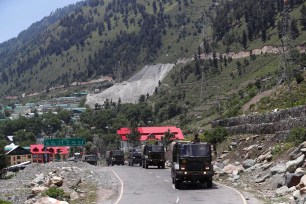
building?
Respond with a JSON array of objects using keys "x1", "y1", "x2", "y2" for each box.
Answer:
[
  {"x1": 5, "y1": 146, "x2": 32, "y2": 166},
  {"x1": 30, "y1": 144, "x2": 69, "y2": 163},
  {"x1": 117, "y1": 126, "x2": 184, "y2": 152}
]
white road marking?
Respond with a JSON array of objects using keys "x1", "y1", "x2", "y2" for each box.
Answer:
[
  {"x1": 164, "y1": 179, "x2": 169, "y2": 183},
  {"x1": 172, "y1": 184, "x2": 175, "y2": 189},
  {"x1": 156, "y1": 175, "x2": 161, "y2": 178},
  {"x1": 176, "y1": 196, "x2": 179, "y2": 203},
  {"x1": 110, "y1": 169, "x2": 124, "y2": 204},
  {"x1": 216, "y1": 182, "x2": 247, "y2": 204}
]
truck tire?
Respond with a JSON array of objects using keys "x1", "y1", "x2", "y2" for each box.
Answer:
[
  {"x1": 145, "y1": 161, "x2": 149, "y2": 169},
  {"x1": 162, "y1": 164, "x2": 165, "y2": 169},
  {"x1": 207, "y1": 180, "x2": 213, "y2": 188},
  {"x1": 111, "y1": 162, "x2": 114, "y2": 166},
  {"x1": 174, "y1": 180, "x2": 181, "y2": 189}
]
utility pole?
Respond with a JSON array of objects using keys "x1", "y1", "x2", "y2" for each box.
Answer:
[{"x1": 279, "y1": 0, "x2": 294, "y2": 107}]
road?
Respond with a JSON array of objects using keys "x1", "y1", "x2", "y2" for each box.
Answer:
[{"x1": 109, "y1": 165, "x2": 247, "y2": 204}]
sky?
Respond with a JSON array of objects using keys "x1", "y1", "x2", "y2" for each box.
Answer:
[{"x1": 0, "y1": 0, "x2": 81, "y2": 43}]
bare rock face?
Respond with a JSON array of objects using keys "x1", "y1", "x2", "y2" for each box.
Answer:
[{"x1": 86, "y1": 63, "x2": 174, "y2": 107}]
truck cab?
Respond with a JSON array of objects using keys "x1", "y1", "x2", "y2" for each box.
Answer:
[
  {"x1": 128, "y1": 149, "x2": 142, "y2": 166},
  {"x1": 106, "y1": 150, "x2": 125, "y2": 166},
  {"x1": 141, "y1": 144, "x2": 165, "y2": 169},
  {"x1": 170, "y1": 141, "x2": 214, "y2": 189},
  {"x1": 82, "y1": 154, "x2": 98, "y2": 165}
]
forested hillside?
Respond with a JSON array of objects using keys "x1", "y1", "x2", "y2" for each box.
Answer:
[
  {"x1": 0, "y1": 0, "x2": 207, "y2": 98},
  {"x1": 1, "y1": 0, "x2": 306, "y2": 131}
]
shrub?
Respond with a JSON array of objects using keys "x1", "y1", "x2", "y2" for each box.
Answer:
[
  {"x1": 287, "y1": 128, "x2": 306, "y2": 146},
  {"x1": 202, "y1": 127, "x2": 228, "y2": 145},
  {"x1": 42, "y1": 187, "x2": 65, "y2": 200},
  {"x1": 0, "y1": 200, "x2": 12, "y2": 204}
]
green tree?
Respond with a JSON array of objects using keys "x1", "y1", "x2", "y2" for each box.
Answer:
[
  {"x1": 0, "y1": 139, "x2": 8, "y2": 173},
  {"x1": 202, "y1": 127, "x2": 227, "y2": 155},
  {"x1": 127, "y1": 127, "x2": 141, "y2": 147}
]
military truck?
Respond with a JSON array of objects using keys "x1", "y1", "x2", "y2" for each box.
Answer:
[
  {"x1": 170, "y1": 141, "x2": 214, "y2": 189},
  {"x1": 82, "y1": 154, "x2": 98, "y2": 165},
  {"x1": 127, "y1": 149, "x2": 142, "y2": 166},
  {"x1": 106, "y1": 150, "x2": 125, "y2": 166},
  {"x1": 141, "y1": 144, "x2": 165, "y2": 169}
]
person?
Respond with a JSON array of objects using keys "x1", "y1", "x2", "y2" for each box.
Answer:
[{"x1": 192, "y1": 133, "x2": 200, "y2": 143}]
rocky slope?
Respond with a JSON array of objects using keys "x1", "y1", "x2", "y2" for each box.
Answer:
[
  {"x1": 0, "y1": 161, "x2": 118, "y2": 204},
  {"x1": 214, "y1": 136, "x2": 306, "y2": 204},
  {"x1": 86, "y1": 63, "x2": 174, "y2": 107}
]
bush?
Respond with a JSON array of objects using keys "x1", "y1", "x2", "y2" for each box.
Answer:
[
  {"x1": 287, "y1": 128, "x2": 306, "y2": 146},
  {"x1": 42, "y1": 187, "x2": 65, "y2": 200},
  {"x1": 202, "y1": 127, "x2": 228, "y2": 145},
  {"x1": 0, "y1": 200, "x2": 12, "y2": 204}
]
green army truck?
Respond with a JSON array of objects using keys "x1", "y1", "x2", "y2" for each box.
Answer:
[
  {"x1": 141, "y1": 144, "x2": 165, "y2": 169},
  {"x1": 170, "y1": 141, "x2": 214, "y2": 189},
  {"x1": 106, "y1": 150, "x2": 125, "y2": 166}
]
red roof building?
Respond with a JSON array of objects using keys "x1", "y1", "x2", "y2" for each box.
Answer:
[
  {"x1": 117, "y1": 126, "x2": 184, "y2": 141},
  {"x1": 30, "y1": 144, "x2": 69, "y2": 163}
]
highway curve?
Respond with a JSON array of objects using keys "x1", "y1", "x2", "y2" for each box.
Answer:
[{"x1": 109, "y1": 165, "x2": 248, "y2": 204}]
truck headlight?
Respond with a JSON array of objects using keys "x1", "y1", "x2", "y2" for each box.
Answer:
[{"x1": 205, "y1": 166, "x2": 210, "y2": 170}]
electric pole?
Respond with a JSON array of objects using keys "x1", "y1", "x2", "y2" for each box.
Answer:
[{"x1": 278, "y1": 0, "x2": 294, "y2": 107}]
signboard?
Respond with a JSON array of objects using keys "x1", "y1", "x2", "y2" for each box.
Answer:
[{"x1": 44, "y1": 138, "x2": 86, "y2": 147}]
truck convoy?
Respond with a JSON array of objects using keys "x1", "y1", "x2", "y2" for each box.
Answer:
[
  {"x1": 141, "y1": 144, "x2": 165, "y2": 169},
  {"x1": 170, "y1": 141, "x2": 214, "y2": 189},
  {"x1": 106, "y1": 150, "x2": 125, "y2": 166}
]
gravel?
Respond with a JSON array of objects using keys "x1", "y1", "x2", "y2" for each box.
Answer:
[{"x1": 0, "y1": 161, "x2": 119, "y2": 204}]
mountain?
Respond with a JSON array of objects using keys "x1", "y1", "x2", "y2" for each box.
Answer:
[
  {"x1": 0, "y1": 0, "x2": 207, "y2": 99},
  {"x1": 1, "y1": 0, "x2": 306, "y2": 129}
]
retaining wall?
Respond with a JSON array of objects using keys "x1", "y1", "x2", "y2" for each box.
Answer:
[{"x1": 211, "y1": 105, "x2": 306, "y2": 135}]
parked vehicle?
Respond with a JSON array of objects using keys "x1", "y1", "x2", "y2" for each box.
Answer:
[
  {"x1": 82, "y1": 154, "x2": 98, "y2": 165},
  {"x1": 106, "y1": 150, "x2": 125, "y2": 166},
  {"x1": 170, "y1": 141, "x2": 214, "y2": 189},
  {"x1": 141, "y1": 144, "x2": 165, "y2": 169},
  {"x1": 128, "y1": 150, "x2": 142, "y2": 166}
]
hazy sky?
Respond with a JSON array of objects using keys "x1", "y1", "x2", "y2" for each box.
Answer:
[{"x1": 0, "y1": 0, "x2": 81, "y2": 43}]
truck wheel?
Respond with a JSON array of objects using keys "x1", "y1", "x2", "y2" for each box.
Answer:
[
  {"x1": 162, "y1": 164, "x2": 165, "y2": 169},
  {"x1": 174, "y1": 180, "x2": 181, "y2": 189},
  {"x1": 111, "y1": 162, "x2": 114, "y2": 166},
  {"x1": 207, "y1": 180, "x2": 213, "y2": 188},
  {"x1": 145, "y1": 161, "x2": 149, "y2": 169}
]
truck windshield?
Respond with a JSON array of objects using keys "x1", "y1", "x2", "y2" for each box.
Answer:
[
  {"x1": 86, "y1": 155, "x2": 97, "y2": 160},
  {"x1": 112, "y1": 151, "x2": 123, "y2": 156},
  {"x1": 180, "y1": 144, "x2": 211, "y2": 157},
  {"x1": 149, "y1": 145, "x2": 164, "y2": 152}
]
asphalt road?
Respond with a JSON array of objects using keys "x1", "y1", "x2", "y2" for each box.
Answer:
[{"x1": 109, "y1": 165, "x2": 247, "y2": 204}]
